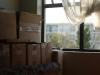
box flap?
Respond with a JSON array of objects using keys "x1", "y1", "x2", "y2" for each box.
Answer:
[{"x1": 20, "y1": 11, "x2": 41, "y2": 25}]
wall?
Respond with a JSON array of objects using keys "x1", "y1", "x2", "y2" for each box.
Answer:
[
  {"x1": 63, "y1": 52, "x2": 100, "y2": 75},
  {"x1": 0, "y1": 0, "x2": 19, "y2": 11},
  {"x1": 19, "y1": 0, "x2": 37, "y2": 14},
  {"x1": 37, "y1": 0, "x2": 42, "y2": 15},
  {"x1": 0, "y1": 0, "x2": 41, "y2": 14}
]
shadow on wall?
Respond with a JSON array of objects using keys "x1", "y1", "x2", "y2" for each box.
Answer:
[{"x1": 0, "y1": 0, "x2": 19, "y2": 11}]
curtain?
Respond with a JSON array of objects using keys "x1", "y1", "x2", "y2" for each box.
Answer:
[{"x1": 62, "y1": 0, "x2": 100, "y2": 30}]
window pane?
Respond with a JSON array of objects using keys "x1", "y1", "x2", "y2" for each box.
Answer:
[
  {"x1": 45, "y1": 0, "x2": 52, "y2": 4},
  {"x1": 53, "y1": 0, "x2": 80, "y2": 4},
  {"x1": 53, "y1": 0, "x2": 62, "y2": 3},
  {"x1": 69, "y1": 0, "x2": 80, "y2": 2},
  {"x1": 45, "y1": 7, "x2": 80, "y2": 49},
  {"x1": 45, "y1": 0, "x2": 80, "y2": 4},
  {"x1": 84, "y1": 13, "x2": 100, "y2": 50}
]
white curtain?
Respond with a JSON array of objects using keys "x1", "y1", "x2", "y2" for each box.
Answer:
[{"x1": 62, "y1": 0, "x2": 100, "y2": 30}]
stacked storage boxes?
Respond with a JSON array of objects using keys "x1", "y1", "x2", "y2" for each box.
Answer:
[
  {"x1": 0, "y1": 10, "x2": 53, "y2": 74},
  {"x1": 0, "y1": 9, "x2": 17, "y2": 68}
]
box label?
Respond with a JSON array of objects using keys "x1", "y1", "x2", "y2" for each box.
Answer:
[
  {"x1": 42, "y1": 44, "x2": 46, "y2": 48},
  {"x1": 32, "y1": 51, "x2": 37, "y2": 55},
  {"x1": 16, "y1": 51, "x2": 22, "y2": 55}
]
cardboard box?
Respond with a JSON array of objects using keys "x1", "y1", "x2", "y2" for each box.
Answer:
[
  {"x1": 19, "y1": 12, "x2": 41, "y2": 43},
  {"x1": 0, "y1": 9, "x2": 17, "y2": 40},
  {"x1": 19, "y1": 22, "x2": 41, "y2": 43},
  {"x1": 52, "y1": 50, "x2": 63, "y2": 66},
  {"x1": 27, "y1": 44, "x2": 41, "y2": 66},
  {"x1": 6, "y1": 39, "x2": 30, "y2": 42},
  {"x1": 41, "y1": 42, "x2": 52, "y2": 64},
  {"x1": 0, "y1": 44, "x2": 10, "y2": 68},
  {"x1": 11, "y1": 44, "x2": 26, "y2": 66}
]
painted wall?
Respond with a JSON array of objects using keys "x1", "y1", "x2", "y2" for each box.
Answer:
[
  {"x1": 0, "y1": 0, "x2": 19, "y2": 11},
  {"x1": 37, "y1": 0, "x2": 42, "y2": 15},
  {"x1": 19, "y1": 0, "x2": 37, "y2": 14}
]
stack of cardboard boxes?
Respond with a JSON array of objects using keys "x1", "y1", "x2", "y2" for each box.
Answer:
[
  {"x1": 0, "y1": 9, "x2": 52, "y2": 68},
  {"x1": 0, "y1": 9, "x2": 62, "y2": 75},
  {"x1": 0, "y1": 9, "x2": 17, "y2": 68}
]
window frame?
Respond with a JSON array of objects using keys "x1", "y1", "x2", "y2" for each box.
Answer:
[{"x1": 42, "y1": 0, "x2": 100, "y2": 52}]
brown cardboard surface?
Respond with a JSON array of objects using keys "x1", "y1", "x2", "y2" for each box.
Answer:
[
  {"x1": 6, "y1": 11, "x2": 16, "y2": 21},
  {"x1": 0, "y1": 9, "x2": 6, "y2": 21},
  {"x1": 0, "y1": 44, "x2": 10, "y2": 68},
  {"x1": 41, "y1": 42, "x2": 52, "y2": 63},
  {"x1": 0, "y1": 21, "x2": 17, "y2": 40},
  {"x1": 19, "y1": 31, "x2": 40, "y2": 43},
  {"x1": 27, "y1": 44, "x2": 41, "y2": 66},
  {"x1": 52, "y1": 50, "x2": 63, "y2": 66},
  {"x1": 6, "y1": 39, "x2": 30, "y2": 42},
  {"x1": 0, "y1": 9, "x2": 16, "y2": 21},
  {"x1": 47, "y1": 42, "x2": 52, "y2": 60},
  {"x1": 11, "y1": 44, "x2": 26, "y2": 67},
  {"x1": 20, "y1": 11, "x2": 41, "y2": 25}
]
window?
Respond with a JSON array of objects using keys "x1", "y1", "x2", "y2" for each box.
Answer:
[
  {"x1": 42, "y1": 0, "x2": 100, "y2": 51},
  {"x1": 70, "y1": 26, "x2": 75, "y2": 32},
  {"x1": 44, "y1": 6, "x2": 80, "y2": 48},
  {"x1": 84, "y1": 13, "x2": 100, "y2": 50},
  {"x1": 45, "y1": 0, "x2": 62, "y2": 4},
  {"x1": 45, "y1": 0, "x2": 52, "y2": 4},
  {"x1": 49, "y1": 27, "x2": 52, "y2": 32}
]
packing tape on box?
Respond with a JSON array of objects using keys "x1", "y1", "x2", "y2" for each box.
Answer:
[
  {"x1": 0, "y1": 9, "x2": 6, "y2": 13},
  {"x1": 19, "y1": 22, "x2": 40, "y2": 33},
  {"x1": 20, "y1": 26, "x2": 40, "y2": 33},
  {"x1": 0, "y1": 9, "x2": 16, "y2": 13}
]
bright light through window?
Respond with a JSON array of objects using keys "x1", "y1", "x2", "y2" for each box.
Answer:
[
  {"x1": 45, "y1": 7, "x2": 80, "y2": 49},
  {"x1": 84, "y1": 13, "x2": 100, "y2": 50},
  {"x1": 53, "y1": 0, "x2": 62, "y2": 3},
  {"x1": 45, "y1": 0, "x2": 52, "y2": 4},
  {"x1": 45, "y1": 0, "x2": 80, "y2": 4}
]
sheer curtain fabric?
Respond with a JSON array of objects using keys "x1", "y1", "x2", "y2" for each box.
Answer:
[{"x1": 62, "y1": 0, "x2": 100, "y2": 30}]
